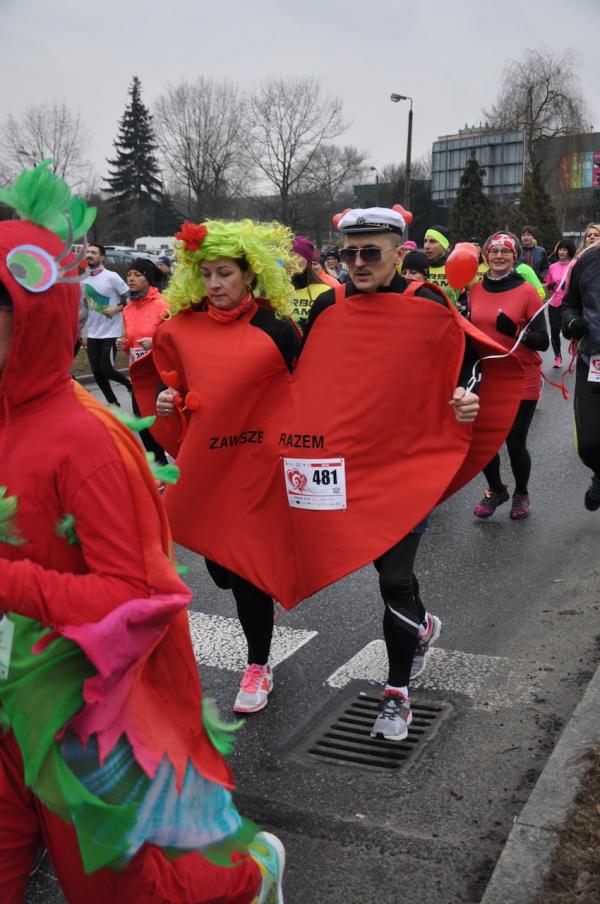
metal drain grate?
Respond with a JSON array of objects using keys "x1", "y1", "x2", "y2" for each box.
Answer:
[{"x1": 306, "y1": 691, "x2": 448, "y2": 770}]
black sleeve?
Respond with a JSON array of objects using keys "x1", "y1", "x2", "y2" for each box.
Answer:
[
  {"x1": 539, "y1": 249, "x2": 550, "y2": 280},
  {"x1": 457, "y1": 338, "x2": 480, "y2": 392},
  {"x1": 561, "y1": 259, "x2": 583, "y2": 335},
  {"x1": 414, "y1": 285, "x2": 447, "y2": 306},
  {"x1": 301, "y1": 289, "x2": 336, "y2": 350},
  {"x1": 521, "y1": 309, "x2": 549, "y2": 351},
  {"x1": 278, "y1": 318, "x2": 302, "y2": 372}
]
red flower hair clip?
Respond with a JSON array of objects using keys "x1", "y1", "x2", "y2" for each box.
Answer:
[{"x1": 175, "y1": 222, "x2": 208, "y2": 252}]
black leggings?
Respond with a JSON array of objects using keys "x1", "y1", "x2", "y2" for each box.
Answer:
[
  {"x1": 373, "y1": 532, "x2": 424, "y2": 687},
  {"x1": 86, "y1": 338, "x2": 132, "y2": 405},
  {"x1": 205, "y1": 559, "x2": 274, "y2": 666},
  {"x1": 574, "y1": 356, "x2": 600, "y2": 479},
  {"x1": 548, "y1": 306, "x2": 563, "y2": 358},
  {"x1": 131, "y1": 391, "x2": 168, "y2": 466},
  {"x1": 483, "y1": 399, "x2": 537, "y2": 496}
]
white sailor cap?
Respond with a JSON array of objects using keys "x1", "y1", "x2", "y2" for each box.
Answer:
[{"x1": 336, "y1": 206, "x2": 408, "y2": 235}]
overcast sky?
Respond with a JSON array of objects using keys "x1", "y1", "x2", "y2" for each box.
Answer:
[{"x1": 1, "y1": 0, "x2": 599, "y2": 188}]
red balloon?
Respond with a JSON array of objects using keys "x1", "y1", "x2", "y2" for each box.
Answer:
[{"x1": 445, "y1": 242, "x2": 479, "y2": 289}]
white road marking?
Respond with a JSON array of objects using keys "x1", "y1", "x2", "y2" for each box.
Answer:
[
  {"x1": 188, "y1": 611, "x2": 317, "y2": 671},
  {"x1": 326, "y1": 642, "x2": 539, "y2": 710}
]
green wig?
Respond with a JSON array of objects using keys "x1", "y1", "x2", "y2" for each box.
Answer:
[{"x1": 166, "y1": 219, "x2": 296, "y2": 318}]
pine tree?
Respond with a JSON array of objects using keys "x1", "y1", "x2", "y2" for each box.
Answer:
[
  {"x1": 104, "y1": 76, "x2": 175, "y2": 243},
  {"x1": 510, "y1": 164, "x2": 561, "y2": 252},
  {"x1": 448, "y1": 156, "x2": 497, "y2": 244}
]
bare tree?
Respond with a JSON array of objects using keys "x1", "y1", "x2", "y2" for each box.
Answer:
[
  {"x1": 0, "y1": 102, "x2": 90, "y2": 185},
  {"x1": 247, "y1": 77, "x2": 347, "y2": 222},
  {"x1": 300, "y1": 144, "x2": 368, "y2": 205},
  {"x1": 483, "y1": 46, "x2": 591, "y2": 173},
  {"x1": 154, "y1": 78, "x2": 248, "y2": 220}
]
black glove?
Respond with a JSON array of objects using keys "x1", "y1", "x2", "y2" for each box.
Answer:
[
  {"x1": 496, "y1": 310, "x2": 518, "y2": 339},
  {"x1": 565, "y1": 317, "x2": 588, "y2": 341},
  {"x1": 547, "y1": 281, "x2": 557, "y2": 292}
]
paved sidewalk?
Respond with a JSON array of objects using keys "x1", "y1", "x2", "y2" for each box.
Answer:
[{"x1": 481, "y1": 657, "x2": 600, "y2": 903}]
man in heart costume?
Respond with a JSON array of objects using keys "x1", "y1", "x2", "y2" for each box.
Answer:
[
  {"x1": 0, "y1": 164, "x2": 285, "y2": 904},
  {"x1": 132, "y1": 205, "x2": 523, "y2": 740}
]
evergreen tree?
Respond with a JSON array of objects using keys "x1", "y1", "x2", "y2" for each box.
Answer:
[
  {"x1": 104, "y1": 76, "x2": 176, "y2": 243},
  {"x1": 448, "y1": 155, "x2": 497, "y2": 243},
  {"x1": 508, "y1": 164, "x2": 561, "y2": 251}
]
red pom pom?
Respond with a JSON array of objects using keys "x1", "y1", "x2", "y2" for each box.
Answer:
[
  {"x1": 392, "y1": 204, "x2": 413, "y2": 225},
  {"x1": 184, "y1": 392, "x2": 200, "y2": 411},
  {"x1": 332, "y1": 208, "x2": 352, "y2": 230}
]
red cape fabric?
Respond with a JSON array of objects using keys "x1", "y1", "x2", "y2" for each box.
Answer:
[{"x1": 132, "y1": 288, "x2": 523, "y2": 609}]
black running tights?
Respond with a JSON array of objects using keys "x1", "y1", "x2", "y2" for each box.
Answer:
[
  {"x1": 131, "y1": 391, "x2": 168, "y2": 465},
  {"x1": 373, "y1": 532, "x2": 425, "y2": 688},
  {"x1": 86, "y1": 337, "x2": 132, "y2": 405},
  {"x1": 483, "y1": 399, "x2": 537, "y2": 496},
  {"x1": 575, "y1": 356, "x2": 600, "y2": 479},
  {"x1": 548, "y1": 306, "x2": 563, "y2": 358},
  {"x1": 204, "y1": 559, "x2": 274, "y2": 665}
]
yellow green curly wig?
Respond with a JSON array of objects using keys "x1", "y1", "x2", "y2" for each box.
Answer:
[{"x1": 166, "y1": 219, "x2": 296, "y2": 318}]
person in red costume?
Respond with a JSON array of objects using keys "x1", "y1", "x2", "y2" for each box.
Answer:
[
  {"x1": 117, "y1": 257, "x2": 170, "y2": 467},
  {"x1": 0, "y1": 165, "x2": 284, "y2": 904},
  {"x1": 301, "y1": 206, "x2": 481, "y2": 740},
  {"x1": 150, "y1": 219, "x2": 301, "y2": 716},
  {"x1": 469, "y1": 232, "x2": 549, "y2": 521}
]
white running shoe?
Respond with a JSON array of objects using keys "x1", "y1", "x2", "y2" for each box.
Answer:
[{"x1": 249, "y1": 831, "x2": 285, "y2": 903}]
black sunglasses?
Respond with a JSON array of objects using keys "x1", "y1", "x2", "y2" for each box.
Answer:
[{"x1": 339, "y1": 246, "x2": 397, "y2": 264}]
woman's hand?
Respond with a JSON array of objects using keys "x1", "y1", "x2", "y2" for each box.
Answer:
[
  {"x1": 156, "y1": 388, "x2": 180, "y2": 417},
  {"x1": 450, "y1": 387, "x2": 479, "y2": 423},
  {"x1": 139, "y1": 337, "x2": 153, "y2": 350},
  {"x1": 496, "y1": 309, "x2": 518, "y2": 339}
]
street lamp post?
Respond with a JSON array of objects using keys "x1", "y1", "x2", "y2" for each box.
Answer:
[{"x1": 390, "y1": 93, "x2": 413, "y2": 230}]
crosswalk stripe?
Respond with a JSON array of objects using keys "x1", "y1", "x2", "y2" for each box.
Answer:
[
  {"x1": 326, "y1": 641, "x2": 539, "y2": 710},
  {"x1": 188, "y1": 611, "x2": 317, "y2": 671}
]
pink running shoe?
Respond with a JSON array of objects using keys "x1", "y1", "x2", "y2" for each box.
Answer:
[
  {"x1": 473, "y1": 486, "x2": 509, "y2": 519},
  {"x1": 553, "y1": 355, "x2": 562, "y2": 369},
  {"x1": 234, "y1": 663, "x2": 273, "y2": 714},
  {"x1": 510, "y1": 493, "x2": 530, "y2": 520}
]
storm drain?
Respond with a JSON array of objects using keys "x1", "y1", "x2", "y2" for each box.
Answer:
[{"x1": 306, "y1": 691, "x2": 448, "y2": 770}]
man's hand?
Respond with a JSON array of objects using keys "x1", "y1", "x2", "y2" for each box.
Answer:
[
  {"x1": 139, "y1": 337, "x2": 152, "y2": 350},
  {"x1": 450, "y1": 387, "x2": 479, "y2": 423},
  {"x1": 115, "y1": 337, "x2": 127, "y2": 351},
  {"x1": 156, "y1": 387, "x2": 180, "y2": 417},
  {"x1": 103, "y1": 306, "x2": 120, "y2": 318}
]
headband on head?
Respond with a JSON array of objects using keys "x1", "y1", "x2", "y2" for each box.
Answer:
[
  {"x1": 483, "y1": 233, "x2": 519, "y2": 259},
  {"x1": 424, "y1": 228, "x2": 450, "y2": 252}
]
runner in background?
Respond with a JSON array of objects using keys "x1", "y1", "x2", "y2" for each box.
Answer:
[
  {"x1": 423, "y1": 225, "x2": 460, "y2": 306},
  {"x1": 544, "y1": 239, "x2": 576, "y2": 368},
  {"x1": 290, "y1": 235, "x2": 335, "y2": 331},
  {"x1": 401, "y1": 250, "x2": 429, "y2": 284},
  {"x1": 469, "y1": 232, "x2": 549, "y2": 521},
  {"x1": 117, "y1": 258, "x2": 170, "y2": 467}
]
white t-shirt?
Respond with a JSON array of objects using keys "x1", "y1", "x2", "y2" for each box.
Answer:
[{"x1": 83, "y1": 268, "x2": 129, "y2": 339}]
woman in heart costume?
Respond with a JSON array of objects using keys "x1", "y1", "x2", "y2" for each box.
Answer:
[{"x1": 132, "y1": 207, "x2": 524, "y2": 738}]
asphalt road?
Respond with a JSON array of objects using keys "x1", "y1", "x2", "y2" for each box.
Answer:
[{"x1": 27, "y1": 345, "x2": 600, "y2": 904}]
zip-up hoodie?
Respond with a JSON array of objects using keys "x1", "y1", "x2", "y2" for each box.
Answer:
[{"x1": 122, "y1": 285, "x2": 169, "y2": 360}]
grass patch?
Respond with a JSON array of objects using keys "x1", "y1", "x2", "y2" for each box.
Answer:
[{"x1": 533, "y1": 745, "x2": 600, "y2": 902}]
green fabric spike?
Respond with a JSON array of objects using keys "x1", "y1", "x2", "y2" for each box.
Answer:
[
  {"x1": 56, "y1": 514, "x2": 80, "y2": 546},
  {"x1": 175, "y1": 564, "x2": 189, "y2": 576},
  {"x1": 0, "y1": 487, "x2": 24, "y2": 546},
  {"x1": 149, "y1": 461, "x2": 180, "y2": 485},
  {"x1": 111, "y1": 406, "x2": 156, "y2": 432},
  {"x1": 0, "y1": 161, "x2": 96, "y2": 241},
  {"x1": 202, "y1": 698, "x2": 244, "y2": 756}
]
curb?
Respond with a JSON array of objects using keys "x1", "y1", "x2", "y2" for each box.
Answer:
[{"x1": 480, "y1": 660, "x2": 600, "y2": 903}]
